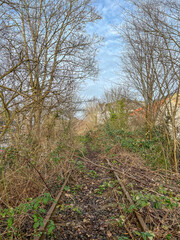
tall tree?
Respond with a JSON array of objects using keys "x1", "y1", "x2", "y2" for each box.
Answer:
[
  {"x1": 0, "y1": 0, "x2": 100, "y2": 138},
  {"x1": 120, "y1": 13, "x2": 166, "y2": 139},
  {"x1": 119, "y1": 0, "x2": 180, "y2": 171}
]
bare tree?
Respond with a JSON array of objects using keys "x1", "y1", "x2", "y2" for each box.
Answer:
[
  {"x1": 119, "y1": 0, "x2": 180, "y2": 171},
  {"x1": 0, "y1": 0, "x2": 100, "y2": 140},
  {"x1": 121, "y1": 23, "x2": 169, "y2": 139}
]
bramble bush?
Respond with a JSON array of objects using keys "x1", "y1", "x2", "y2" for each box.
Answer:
[{"x1": 0, "y1": 193, "x2": 55, "y2": 239}]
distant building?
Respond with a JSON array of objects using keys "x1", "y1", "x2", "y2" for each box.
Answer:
[{"x1": 130, "y1": 92, "x2": 180, "y2": 138}]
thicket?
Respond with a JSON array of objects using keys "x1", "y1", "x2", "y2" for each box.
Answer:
[
  {"x1": 78, "y1": 105, "x2": 180, "y2": 239},
  {"x1": 0, "y1": 120, "x2": 77, "y2": 239},
  {"x1": 119, "y1": 0, "x2": 180, "y2": 172},
  {"x1": 0, "y1": 0, "x2": 100, "y2": 238},
  {"x1": 82, "y1": 113, "x2": 174, "y2": 172}
]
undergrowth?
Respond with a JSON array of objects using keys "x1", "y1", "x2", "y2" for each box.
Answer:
[
  {"x1": 0, "y1": 193, "x2": 55, "y2": 239},
  {"x1": 0, "y1": 131, "x2": 75, "y2": 239},
  {"x1": 77, "y1": 121, "x2": 179, "y2": 240},
  {"x1": 80, "y1": 123, "x2": 172, "y2": 170}
]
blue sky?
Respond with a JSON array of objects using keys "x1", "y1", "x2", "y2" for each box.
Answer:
[{"x1": 80, "y1": 0, "x2": 126, "y2": 100}]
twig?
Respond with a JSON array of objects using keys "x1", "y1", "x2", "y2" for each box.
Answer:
[
  {"x1": 34, "y1": 170, "x2": 72, "y2": 240},
  {"x1": 23, "y1": 156, "x2": 52, "y2": 194},
  {"x1": 75, "y1": 153, "x2": 143, "y2": 184},
  {"x1": 113, "y1": 189, "x2": 135, "y2": 240},
  {"x1": 106, "y1": 159, "x2": 149, "y2": 233}
]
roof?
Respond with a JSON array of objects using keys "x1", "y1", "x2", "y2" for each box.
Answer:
[{"x1": 130, "y1": 93, "x2": 180, "y2": 119}]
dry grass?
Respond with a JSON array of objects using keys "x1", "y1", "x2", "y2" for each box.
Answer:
[
  {"x1": 0, "y1": 141, "x2": 72, "y2": 208},
  {"x1": 0, "y1": 117, "x2": 76, "y2": 238}
]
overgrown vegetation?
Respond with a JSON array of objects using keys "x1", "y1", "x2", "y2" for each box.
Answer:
[
  {"x1": 0, "y1": 0, "x2": 101, "y2": 238},
  {"x1": 76, "y1": 109, "x2": 180, "y2": 239},
  {"x1": 0, "y1": 122, "x2": 76, "y2": 238},
  {"x1": 0, "y1": 100, "x2": 179, "y2": 238},
  {"x1": 0, "y1": 0, "x2": 180, "y2": 238},
  {"x1": 0, "y1": 193, "x2": 55, "y2": 239},
  {"x1": 76, "y1": 120, "x2": 179, "y2": 239},
  {"x1": 82, "y1": 121, "x2": 173, "y2": 171}
]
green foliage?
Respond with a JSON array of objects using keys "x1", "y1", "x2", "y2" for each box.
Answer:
[
  {"x1": 108, "y1": 99, "x2": 129, "y2": 130},
  {"x1": 131, "y1": 190, "x2": 179, "y2": 211},
  {"x1": 166, "y1": 233, "x2": 171, "y2": 240},
  {"x1": 59, "y1": 204, "x2": 82, "y2": 215},
  {"x1": 64, "y1": 185, "x2": 70, "y2": 191},
  {"x1": 134, "y1": 231, "x2": 155, "y2": 240},
  {"x1": 75, "y1": 148, "x2": 88, "y2": 157},
  {"x1": 70, "y1": 157, "x2": 86, "y2": 171},
  {"x1": 118, "y1": 188, "x2": 179, "y2": 221},
  {"x1": 118, "y1": 215, "x2": 125, "y2": 227},
  {"x1": 118, "y1": 236, "x2": 130, "y2": 240},
  {"x1": 0, "y1": 193, "x2": 55, "y2": 238},
  {"x1": 79, "y1": 131, "x2": 93, "y2": 144},
  {"x1": 96, "y1": 181, "x2": 116, "y2": 194},
  {"x1": 101, "y1": 125, "x2": 170, "y2": 170},
  {"x1": 71, "y1": 184, "x2": 83, "y2": 194},
  {"x1": 88, "y1": 170, "x2": 98, "y2": 178},
  {"x1": 47, "y1": 220, "x2": 55, "y2": 235},
  {"x1": 128, "y1": 204, "x2": 137, "y2": 213},
  {"x1": 110, "y1": 112, "x2": 118, "y2": 121},
  {"x1": 105, "y1": 145, "x2": 112, "y2": 153},
  {"x1": 96, "y1": 182, "x2": 107, "y2": 194},
  {"x1": 76, "y1": 160, "x2": 85, "y2": 170},
  {"x1": 78, "y1": 131, "x2": 101, "y2": 154},
  {"x1": 50, "y1": 142, "x2": 68, "y2": 163}
]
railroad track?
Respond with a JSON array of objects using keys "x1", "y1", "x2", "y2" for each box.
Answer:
[
  {"x1": 34, "y1": 170, "x2": 72, "y2": 240},
  {"x1": 106, "y1": 159, "x2": 149, "y2": 234},
  {"x1": 80, "y1": 155, "x2": 150, "y2": 238},
  {"x1": 32, "y1": 152, "x2": 179, "y2": 239}
]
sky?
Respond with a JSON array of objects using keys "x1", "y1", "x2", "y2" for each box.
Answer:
[{"x1": 80, "y1": 0, "x2": 126, "y2": 100}]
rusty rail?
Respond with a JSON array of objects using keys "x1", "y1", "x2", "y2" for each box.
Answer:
[
  {"x1": 106, "y1": 159, "x2": 149, "y2": 233},
  {"x1": 34, "y1": 170, "x2": 72, "y2": 240}
]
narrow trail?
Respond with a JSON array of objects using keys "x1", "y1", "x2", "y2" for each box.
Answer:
[
  {"x1": 38, "y1": 146, "x2": 180, "y2": 240},
  {"x1": 52, "y1": 150, "x2": 125, "y2": 240}
]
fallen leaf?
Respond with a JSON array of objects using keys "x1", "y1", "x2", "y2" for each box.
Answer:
[{"x1": 107, "y1": 230, "x2": 112, "y2": 238}]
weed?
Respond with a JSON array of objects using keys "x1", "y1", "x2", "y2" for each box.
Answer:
[
  {"x1": 118, "y1": 215, "x2": 125, "y2": 227},
  {"x1": 166, "y1": 234, "x2": 171, "y2": 240},
  {"x1": 75, "y1": 160, "x2": 85, "y2": 170},
  {"x1": 0, "y1": 193, "x2": 55, "y2": 238},
  {"x1": 96, "y1": 181, "x2": 116, "y2": 194},
  {"x1": 105, "y1": 145, "x2": 112, "y2": 153},
  {"x1": 131, "y1": 190, "x2": 179, "y2": 211},
  {"x1": 134, "y1": 231, "x2": 155, "y2": 240},
  {"x1": 88, "y1": 170, "x2": 98, "y2": 178},
  {"x1": 118, "y1": 236, "x2": 130, "y2": 240},
  {"x1": 59, "y1": 204, "x2": 82, "y2": 215},
  {"x1": 64, "y1": 185, "x2": 70, "y2": 191},
  {"x1": 71, "y1": 184, "x2": 83, "y2": 194},
  {"x1": 79, "y1": 132, "x2": 93, "y2": 144},
  {"x1": 96, "y1": 182, "x2": 107, "y2": 194},
  {"x1": 92, "y1": 124, "x2": 171, "y2": 170},
  {"x1": 47, "y1": 220, "x2": 55, "y2": 235},
  {"x1": 112, "y1": 160, "x2": 117, "y2": 164}
]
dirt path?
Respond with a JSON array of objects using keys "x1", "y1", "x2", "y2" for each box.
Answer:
[
  {"x1": 51, "y1": 151, "x2": 129, "y2": 240},
  {"x1": 48, "y1": 148, "x2": 180, "y2": 240}
]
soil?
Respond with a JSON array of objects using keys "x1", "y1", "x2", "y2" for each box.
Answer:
[
  {"x1": 46, "y1": 147, "x2": 180, "y2": 240},
  {"x1": 51, "y1": 151, "x2": 127, "y2": 240}
]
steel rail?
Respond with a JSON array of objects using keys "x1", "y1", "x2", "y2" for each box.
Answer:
[
  {"x1": 34, "y1": 170, "x2": 72, "y2": 240},
  {"x1": 106, "y1": 158, "x2": 149, "y2": 233}
]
